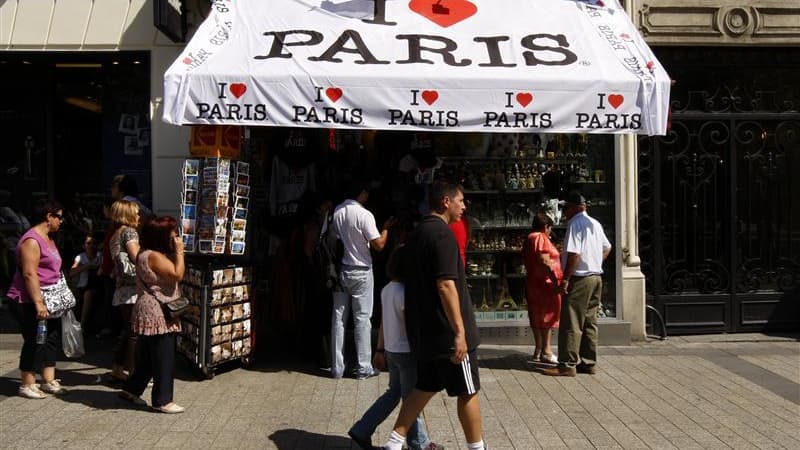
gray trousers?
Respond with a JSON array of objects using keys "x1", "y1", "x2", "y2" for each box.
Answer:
[{"x1": 557, "y1": 275, "x2": 602, "y2": 368}]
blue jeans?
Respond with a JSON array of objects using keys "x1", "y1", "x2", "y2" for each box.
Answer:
[
  {"x1": 331, "y1": 267, "x2": 374, "y2": 378},
  {"x1": 350, "y1": 351, "x2": 430, "y2": 450}
]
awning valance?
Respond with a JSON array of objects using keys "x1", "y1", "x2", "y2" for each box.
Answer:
[{"x1": 164, "y1": 0, "x2": 670, "y2": 135}]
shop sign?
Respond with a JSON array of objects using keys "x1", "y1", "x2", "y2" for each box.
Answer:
[
  {"x1": 164, "y1": 0, "x2": 670, "y2": 135},
  {"x1": 190, "y1": 125, "x2": 241, "y2": 158},
  {"x1": 154, "y1": 0, "x2": 186, "y2": 43}
]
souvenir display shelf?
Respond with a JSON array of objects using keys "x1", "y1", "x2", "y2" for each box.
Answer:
[
  {"x1": 439, "y1": 136, "x2": 615, "y2": 325},
  {"x1": 178, "y1": 257, "x2": 254, "y2": 378}
]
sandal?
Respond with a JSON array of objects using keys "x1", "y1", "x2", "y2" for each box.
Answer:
[
  {"x1": 540, "y1": 353, "x2": 558, "y2": 364},
  {"x1": 153, "y1": 402, "x2": 185, "y2": 414}
]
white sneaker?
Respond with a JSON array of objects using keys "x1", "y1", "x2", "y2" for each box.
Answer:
[
  {"x1": 39, "y1": 379, "x2": 65, "y2": 394},
  {"x1": 18, "y1": 384, "x2": 48, "y2": 399}
]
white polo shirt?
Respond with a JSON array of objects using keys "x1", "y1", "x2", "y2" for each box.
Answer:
[
  {"x1": 562, "y1": 211, "x2": 612, "y2": 276},
  {"x1": 332, "y1": 199, "x2": 381, "y2": 268},
  {"x1": 381, "y1": 281, "x2": 411, "y2": 353}
]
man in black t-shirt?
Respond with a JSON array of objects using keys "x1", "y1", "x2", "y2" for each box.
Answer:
[{"x1": 380, "y1": 181, "x2": 486, "y2": 450}]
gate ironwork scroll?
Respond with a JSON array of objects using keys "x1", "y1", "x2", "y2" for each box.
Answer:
[{"x1": 638, "y1": 47, "x2": 800, "y2": 334}]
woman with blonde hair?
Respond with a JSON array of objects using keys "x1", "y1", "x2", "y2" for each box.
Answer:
[{"x1": 108, "y1": 199, "x2": 140, "y2": 381}]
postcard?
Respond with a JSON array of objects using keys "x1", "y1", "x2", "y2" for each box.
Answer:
[
  {"x1": 184, "y1": 159, "x2": 199, "y2": 175},
  {"x1": 199, "y1": 240, "x2": 213, "y2": 253},
  {"x1": 183, "y1": 204, "x2": 196, "y2": 219},
  {"x1": 231, "y1": 242, "x2": 245, "y2": 255},
  {"x1": 181, "y1": 219, "x2": 196, "y2": 235},
  {"x1": 236, "y1": 184, "x2": 250, "y2": 197},
  {"x1": 185, "y1": 175, "x2": 198, "y2": 190}
]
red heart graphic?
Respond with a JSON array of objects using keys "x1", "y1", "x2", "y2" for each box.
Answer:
[
  {"x1": 229, "y1": 83, "x2": 247, "y2": 99},
  {"x1": 516, "y1": 92, "x2": 533, "y2": 107},
  {"x1": 421, "y1": 90, "x2": 439, "y2": 105},
  {"x1": 326, "y1": 87, "x2": 343, "y2": 102},
  {"x1": 608, "y1": 94, "x2": 624, "y2": 109},
  {"x1": 182, "y1": 57, "x2": 193, "y2": 65},
  {"x1": 409, "y1": 0, "x2": 477, "y2": 28}
]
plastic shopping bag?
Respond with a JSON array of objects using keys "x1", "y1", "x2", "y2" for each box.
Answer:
[{"x1": 61, "y1": 310, "x2": 85, "y2": 358}]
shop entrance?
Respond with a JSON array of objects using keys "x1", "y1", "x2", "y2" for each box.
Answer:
[
  {"x1": 0, "y1": 52, "x2": 151, "y2": 264},
  {"x1": 638, "y1": 47, "x2": 800, "y2": 334}
]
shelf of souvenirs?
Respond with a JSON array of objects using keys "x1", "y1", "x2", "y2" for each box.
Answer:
[
  {"x1": 443, "y1": 156, "x2": 586, "y2": 164},
  {"x1": 466, "y1": 273, "x2": 527, "y2": 280},
  {"x1": 469, "y1": 224, "x2": 567, "y2": 232},
  {"x1": 467, "y1": 248, "x2": 522, "y2": 254},
  {"x1": 463, "y1": 188, "x2": 543, "y2": 195}
]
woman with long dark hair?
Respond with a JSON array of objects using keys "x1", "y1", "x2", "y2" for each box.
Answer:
[
  {"x1": 119, "y1": 216, "x2": 185, "y2": 413},
  {"x1": 6, "y1": 199, "x2": 67, "y2": 398}
]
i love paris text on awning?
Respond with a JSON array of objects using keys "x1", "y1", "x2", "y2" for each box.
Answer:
[{"x1": 163, "y1": 0, "x2": 671, "y2": 135}]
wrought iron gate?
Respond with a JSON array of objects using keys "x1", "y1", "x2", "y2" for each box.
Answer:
[{"x1": 639, "y1": 48, "x2": 800, "y2": 334}]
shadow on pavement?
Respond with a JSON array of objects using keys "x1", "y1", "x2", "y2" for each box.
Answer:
[
  {"x1": 269, "y1": 428, "x2": 353, "y2": 450},
  {"x1": 49, "y1": 387, "x2": 148, "y2": 412}
]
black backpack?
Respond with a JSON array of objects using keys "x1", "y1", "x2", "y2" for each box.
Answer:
[{"x1": 314, "y1": 213, "x2": 342, "y2": 289}]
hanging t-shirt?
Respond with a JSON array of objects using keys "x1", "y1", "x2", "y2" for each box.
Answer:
[{"x1": 269, "y1": 156, "x2": 316, "y2": 218}]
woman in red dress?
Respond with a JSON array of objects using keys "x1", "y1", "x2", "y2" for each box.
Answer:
[{"x1": 522, "y1": 212, "x2": 562, "y2": 363}]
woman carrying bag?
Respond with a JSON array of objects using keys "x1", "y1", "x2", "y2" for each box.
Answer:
[
  {"x1": 6, "y1": 199, "x2": 69, "y2": 399},
  {"x1": 119, "y1": 216, "x2": 186, "y2": 413},
  {"x1": 108, "y1": 200, "x2": 141, "y2": 381}
]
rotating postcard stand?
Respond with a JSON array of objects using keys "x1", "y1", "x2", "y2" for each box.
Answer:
[{"x1": 178, "y1": 157, "x2": 254, "y2": 378}]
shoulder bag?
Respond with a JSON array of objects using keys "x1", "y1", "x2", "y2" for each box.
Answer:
[{"x1": 41, "y1": 273, "x2": 77, "y2": 318}]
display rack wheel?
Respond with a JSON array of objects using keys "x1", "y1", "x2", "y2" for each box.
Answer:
[
  {"x1": 241, "y1": 356, "x2": 252, "y2": 368},
  {"x1": 203, "y1": 368, "x2": 215, "y2": 380}
]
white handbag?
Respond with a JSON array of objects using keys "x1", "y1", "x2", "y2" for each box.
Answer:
[{"x1": 41, "y1": 273, "x2": 77, "y2": 318}]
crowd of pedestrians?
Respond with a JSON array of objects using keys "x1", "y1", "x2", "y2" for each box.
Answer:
[
  {"x1": 5, "y1": 175, "x2": 187, "y2": 413},
  {"x1": 4, "y1": 170, "x2": 611, "y2": 443}
]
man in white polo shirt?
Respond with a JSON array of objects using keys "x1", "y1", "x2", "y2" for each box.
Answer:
[
  {"x1": 543, "y1": 191, "x2": 612, "y2": 377},
  {"x1": 330, "y1": 179, "x2": 395, "y2": 380}
]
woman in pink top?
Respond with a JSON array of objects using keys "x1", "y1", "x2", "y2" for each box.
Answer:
[
  {"x1": 119, "y1": 216, "x2": 185, "y2": 413},
  {"x1": 6, "y1": 199, "x2": 67, "y2": 399}
]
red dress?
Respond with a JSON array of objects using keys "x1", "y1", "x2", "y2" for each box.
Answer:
[{"x1": 522, "y1": 232, "x2": 563, "y2": 329}]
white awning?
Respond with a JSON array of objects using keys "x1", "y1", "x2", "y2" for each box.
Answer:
[{"x1": 163, "y1": 0, "x2": 670, "y2": 135}]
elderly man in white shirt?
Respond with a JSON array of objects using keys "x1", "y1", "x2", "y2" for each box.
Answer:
[
  {"x1": 330, "y1": 179, "x2": 395, "y2": 380},
  {"x1": 543, "y1": 191, "x2": 612, "y2": 377}
]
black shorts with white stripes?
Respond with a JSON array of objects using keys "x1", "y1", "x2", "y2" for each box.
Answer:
[{"x1": 416, "y1": 350, "x2": 480, "y2": 397}]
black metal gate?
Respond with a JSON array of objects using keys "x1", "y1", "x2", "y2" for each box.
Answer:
[{"x1": 639, "y1": 48, "x2": 800, "y2": 334}]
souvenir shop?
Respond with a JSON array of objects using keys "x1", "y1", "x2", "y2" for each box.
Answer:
[{"x1": 161, "y1": 0, "x2": 670, "y2": 370}]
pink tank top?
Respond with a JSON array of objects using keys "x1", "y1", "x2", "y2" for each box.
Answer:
[{"x1": 6, "y1": 228, "x2": 63, "y2": 303}]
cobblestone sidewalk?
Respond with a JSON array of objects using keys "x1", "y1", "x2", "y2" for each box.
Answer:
[{"x1": 0, "y1": 333, "x2": 798, "y2": 449}]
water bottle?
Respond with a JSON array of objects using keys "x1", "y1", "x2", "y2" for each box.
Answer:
[{"x1": 36, "y1": 320, "x2": 47, "y2": 345}]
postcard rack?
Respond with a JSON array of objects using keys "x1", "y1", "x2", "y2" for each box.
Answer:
[{"x1": 178, "y1": 256, "x2": 254, "y2": 378}]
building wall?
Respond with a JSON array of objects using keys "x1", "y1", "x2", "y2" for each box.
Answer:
[
  {"x1": 628, "y1": 0, "x2": 800, "y2": 337},
  {"x1": 633, "y1": 0, "x2": 800, "y2": 46},
  {"x1": 3, "y1": 0, "x2": 706, "y2": 341},
  {"x1": 0, "y1": 0, "x2": 192, "y2": 217}
]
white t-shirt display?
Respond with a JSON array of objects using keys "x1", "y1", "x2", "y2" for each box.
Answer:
[
  {"x1": 73, "y1": 253, "x2": 102, "y2": 288},
  {"x1": 331, "y1": 199, "x2": 381, "y2": 268},
  {"x1": 268, "y1": 156, "x2": 316, "y2": 217},
  {"x1": 381, "y1": 281, "x2": 410, "y2": 354},
  {"x1": 562, "y1": 211, "x2": 612, "y2": 276}
]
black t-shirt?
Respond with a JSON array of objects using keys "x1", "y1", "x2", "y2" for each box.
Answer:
[{"x1": 403, "y1": 215, "x2": 480, "y2": 361}]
